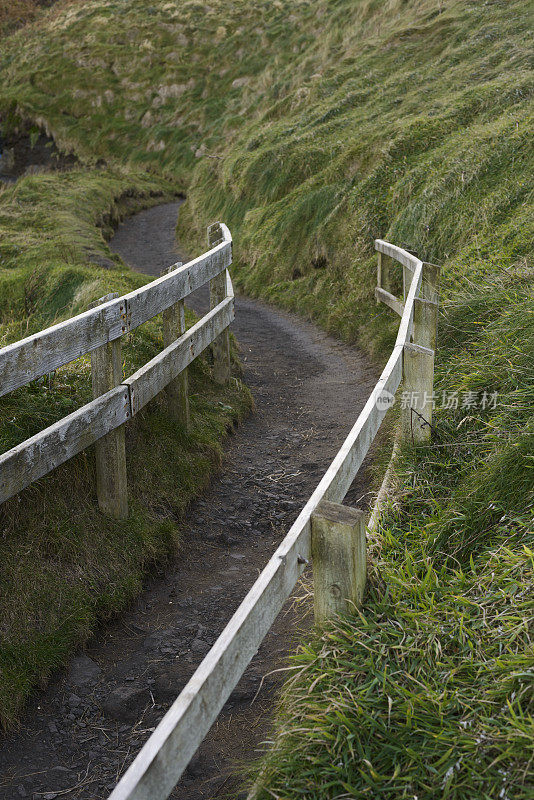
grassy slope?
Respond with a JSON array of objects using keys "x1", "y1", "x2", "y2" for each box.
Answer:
[{"x1": 0, "y1": 0, "x2": 532, "y2": 793}]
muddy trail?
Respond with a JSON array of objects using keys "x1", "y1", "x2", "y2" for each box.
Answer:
[{"x1": 0, "y1": 203, "x2": 379, "y2": 800}]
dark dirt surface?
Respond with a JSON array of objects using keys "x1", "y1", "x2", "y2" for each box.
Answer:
[
  {"x1": 0, "y1": 126, "x2": 78, "y2": 183},
  {"x1": 0, "y1": 203, "x2": 379, "y2": 800}
]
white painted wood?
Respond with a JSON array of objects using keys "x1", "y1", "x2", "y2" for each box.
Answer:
[
  {"x1": 375, "y1": 286, "x2": 404, "y2": 317},
  {"x1": 0, "y1": 295, "x2": 126, "y2": 398},
  {"x1": 0, "y1": 386, "x2": 130, "y2": 504},
  {"x1": 0, "y1": 229, "x2": 233, "y2": 400},
  {"x1": 394, "y1": 259, "x2": 422, "y2": 349},
  {"x1": 125, "y1": 241, "x2": 231, "y2": 331},
  {"x1": 375, "y1": 239, "x2": 419, "y2": 272},
  {"x1": 0, "y1": 264, "x2": 234, "y2": 505},
  {"x1": 374, "y1": 241, "x2": 427, "y2": 354},
  {"x1": 219, "y1": 223, "x2": 233, "y2": 247},
  {"x1": 0, "y1": 296, "x2": 233, "y2": 505},
  {"x1": 208, "y1": 224, "x2": 231, "y2": 384},
  {"x1": 311, "y1": 501, "x2": 366, "y2": 623},
  {"x1": 211, "y1": 296, "x2": 231, "y2": 385},
  {"x1": 124, "y1": 298, "x2": 234, "y2": 414},
  {"x1": 0, "y1": 225, "x2": 235, "y2": 504}
]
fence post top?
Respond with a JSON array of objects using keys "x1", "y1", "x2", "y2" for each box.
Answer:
[
  {"x1": 207, "y1": 222, "x2": 223, "y2": 245},
  {"x1": 313, "y1": 500, "x2": 365, "y2": 525}
]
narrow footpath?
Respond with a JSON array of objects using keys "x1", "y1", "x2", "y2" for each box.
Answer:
[{"x1": 0, "y1": 203, "x2": 378, "y2": 800}]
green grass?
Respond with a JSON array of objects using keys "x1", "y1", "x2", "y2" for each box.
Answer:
[
  {"x1": 0, "y1": 0, "x2": 532, "y2": 792},
  {"x1": 253, "y1": 539, "x2": 532, "y2": 799}
]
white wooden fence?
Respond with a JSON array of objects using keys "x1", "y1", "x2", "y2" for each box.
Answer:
[
  {"x1": 0, "y1": 222, "x2": 234, "y2": 517},
  {"x1": 106, "y1": 239, "x2": 440, "y2": 800}
]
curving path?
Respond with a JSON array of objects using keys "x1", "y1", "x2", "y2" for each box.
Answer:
[{"x1": 0, "y1": 203, "x2": 378, "y2": 800}]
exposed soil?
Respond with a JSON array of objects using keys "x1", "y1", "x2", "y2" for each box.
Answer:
[
  {"x1": 0, "y1": 124, "x2": 78, "y2": 183},
  {"x1": 0, "y1": 203, "x2": 379, "y2": 800}
]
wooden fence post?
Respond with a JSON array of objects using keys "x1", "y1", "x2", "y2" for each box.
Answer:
[
  {"x1": 413, "y1": 297, "x2": 438, "y2": 350},
  {"x1": 90, "y1": 293, "x2": 128, "y2": 519},
  {"x1": 421, "y1": 261, "x2": 440, "y2": 303},
  {"x1": 163, "y1": 264, "x2": 190, "y2": 429},
  {"x1": 377, "y1": 251, "x2": 392, "y2": 296},
  {"x1": 207, "y1": 223, "x2": 231, "y2": 384},
  {"x1": 402, "y1": 259, "x2": 439, "y2": 443},
  {"x1": 311, "y1": 500, "x2": 366, "y2": 624},
  {"x1": 402, "y1": 342, "x2": 434, "y2": 444}
]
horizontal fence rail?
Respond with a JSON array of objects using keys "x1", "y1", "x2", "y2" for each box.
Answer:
[
  {"x1": 0, "y1": 233, "x2": 232, "y2": 398},
  {"x1": 107, "y1": 240, "x2": 440, "y2": 800},
  {"x1": 0, "y1": 222, "x2": 234, "y2": 510},
  {"x1": 125, "y1": 295, "x2": 234, "y2": 414}
]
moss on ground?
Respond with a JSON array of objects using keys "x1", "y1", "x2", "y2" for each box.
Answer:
[{"x1": 0, "y1": 0, "x2": 532, "y2": 793}]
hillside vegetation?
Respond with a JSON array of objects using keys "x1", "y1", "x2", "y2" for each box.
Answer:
[
  {"x1": 0, "y1": 0, "x2": 532, "y2": 794},
  {"x1": 0, "y1": 0, "x2": 47, "y2": 36}
]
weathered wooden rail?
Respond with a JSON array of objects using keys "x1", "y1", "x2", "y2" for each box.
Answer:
[
  {"x1": 0, "y1": 222, "x2": 234, "y2": 516},
  {"x1": 107, "y1": 239, "x2": 440, "y2": 800}
]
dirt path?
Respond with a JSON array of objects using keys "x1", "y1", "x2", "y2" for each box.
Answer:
[{"x1": 0, "y1": 203, "x2": 378, "y2": 800}]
